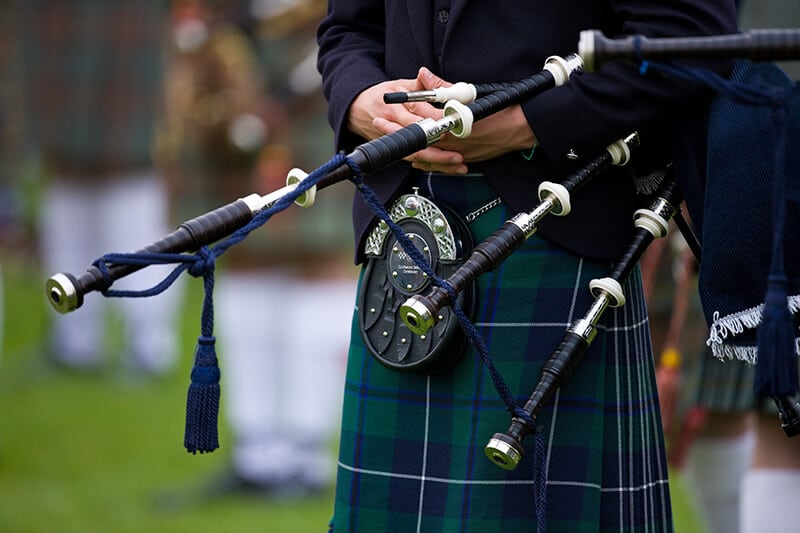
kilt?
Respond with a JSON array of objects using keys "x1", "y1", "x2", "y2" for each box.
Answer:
[
  {"x1": 331, "y1": 175, "x2": 672, "y2": 532},
  {"x1": 689, "y1": 346, "x2": 800, "y2": 415},
  {"x1": 692, "y1": 348, "x2": 756, "y2": 413}
]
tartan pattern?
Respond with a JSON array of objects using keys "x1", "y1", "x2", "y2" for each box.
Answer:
[
  {"x1": 331, "y1": 176, "x2": 672, "y2": 532},
  {"x1": 693, "y1": 350, "x2": 757, "y2": 413},
  {"x1": 691, "y1": 349, "x2": 800, "y2": 415},
  {"x1": 19, "y1": 1, "x2": 168, "y2": 174}
]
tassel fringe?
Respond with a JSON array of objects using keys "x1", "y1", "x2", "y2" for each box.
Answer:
[
  {"x1": 707, "y1": 294, "x2": 800, "y2": 364},
  {"x1": 184, "y1": 336, "x2": 220, "y2": 454}
]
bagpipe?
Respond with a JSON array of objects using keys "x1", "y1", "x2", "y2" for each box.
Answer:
[
  {"x1": 45, "y1": 53, "x2": 584, "y2": 454},
  {"x1": 44, "y1": 29, "x2": 800, "y2": 467}
]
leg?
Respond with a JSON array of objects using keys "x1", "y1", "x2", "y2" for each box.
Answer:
[
  {"x1": 280, "y1": 276, "x2": 354, "y2": 488},
  {"x1": 40, "y1": 179, "x2": 106, "y2": 368},
  {"x1": 100, "y1": 172, "x2": 182, "y2": 375},
  {"x1": 216, "y1": 269, "x2": 289, "y2": 487},
  {"x1": 740, "y1": 411, "x2": 800, "y2": 533}
]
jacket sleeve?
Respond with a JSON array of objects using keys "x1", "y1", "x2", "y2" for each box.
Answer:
[
  {"x1": 523, "y1": 0, "x2": 738, "y2": 171},
  {"x1": 316, "y1": 0, "x2": 389, "y2": 153}
]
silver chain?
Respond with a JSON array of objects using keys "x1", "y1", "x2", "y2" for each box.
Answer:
[{"x1": 465, "y1": 196, "x2": 503, "y2": 222}]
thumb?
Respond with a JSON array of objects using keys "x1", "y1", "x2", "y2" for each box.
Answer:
[{"x1": 418, "y1": 66, "x2": 450, "y2": 89}]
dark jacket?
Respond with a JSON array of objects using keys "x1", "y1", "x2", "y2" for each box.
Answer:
[{"x1": 317, "y1": 0, "x2": 738, "y2": 262}]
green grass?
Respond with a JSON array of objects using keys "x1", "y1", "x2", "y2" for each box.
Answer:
[
  {"x1": 0, "y1": 252, "x2": 707, "y2": 532},
  {"x1": 0, "y1": 255, "x2": 334, "y2": 533}
]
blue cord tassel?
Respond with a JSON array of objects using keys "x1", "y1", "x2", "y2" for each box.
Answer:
[
  {"x1": 184, "y1": 335, "x2": 220, "y2": 454},
  {"x1": 185, "y1": 247, "x2": 220, "y2": 454},
  {"x1": 755, "y1": 275, "x2": 798, "y2": 396},
  {"x1": 754, "y1": 103, "x2": 798, "y2": 398}
]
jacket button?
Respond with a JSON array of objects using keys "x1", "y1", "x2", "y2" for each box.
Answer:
[
  {"x1": 566, "y1": 149, "x2": 579, "y2": 160},
  {"x1": 437, "y1": 9, "x2": 449, "y2": 24}
]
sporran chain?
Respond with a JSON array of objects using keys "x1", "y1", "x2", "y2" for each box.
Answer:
[{"x1": 465, "y1": 196, "x2": 503, "y2": 222}]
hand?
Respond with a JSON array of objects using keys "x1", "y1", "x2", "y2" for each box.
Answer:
[
  {"x1": 409, "y1": 68, "x2": 538, "y2": 163},
  {"x1": 367, "y1": 67, "x2": 537, "y2": 173},
  {"x1": 348, "y1": 73, "x2": 467, "y2": 175},
  {"x1": 347, "y1": 77, "x2": 421, "y2": 141}
]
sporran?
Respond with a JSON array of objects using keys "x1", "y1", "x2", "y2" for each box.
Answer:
[{"x1": 357, "y1": 188, "x2": 475, "y2": 373}]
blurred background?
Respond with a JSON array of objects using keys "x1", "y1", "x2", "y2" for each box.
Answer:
[{"x1": 0, "y1": 1, "x2": 797, "y2": 532}]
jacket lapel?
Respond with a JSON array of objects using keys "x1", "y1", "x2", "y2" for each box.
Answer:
[
  {"x1": 444, "y1": 0, "x2": 469, "y2": 36},
  {"x1": 405, "y1": 0, "x2": 435, "y2": 68}
]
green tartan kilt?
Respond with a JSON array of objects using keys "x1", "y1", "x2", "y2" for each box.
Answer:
[
  {"x1": 689, "y1": 347, "x2": 800, "y2": 415},
  {"x1": 331, "y1": 175, "x2": 672, "y2": 532},
  {"x1": 692, "y1": 347, "x2": 757, "y2": 413}
]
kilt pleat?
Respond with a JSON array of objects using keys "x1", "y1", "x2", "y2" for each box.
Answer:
[{"x1": 331, "y1": 175, "x2": 672, "y2": 532}]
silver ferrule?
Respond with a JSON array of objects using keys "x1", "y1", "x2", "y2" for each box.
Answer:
[
  {"x1": 568, "y1": 317, "x2": 599, "y2": 344},
  {"x1": 46, "y1": 273, "x2": 80, "y2": 314},
  {"x1": 562, "y1": 53, "x2": 585, "y2": 77},
  {"x1": 634, "y1": 196, "x2": 675, "y2": 238},
  {"x1": 418, "y1": 116, "x2": 462, "y2": 144},
  {"x1": 400, "y1": 296, "x2": 437, "y2": 336},
  {"x1": 509, "y1": 195, "x2": 559, "y2": 237},
  {"x1": 403, "y1": 90, "x2": 438, "y2": 102},
  {"x1": 605, "y1": 132, "x2": 640, "y2": 166},
  {"x1": 484, "y1": 437, "x2": 523, "y2": 471},
  {"x1": 647, "y1": 196, "x2": 676, "y2": 223},
  {"x1": 623, "y1": 131, "x2": 641, "y2": 150},
  {"x1": 570, "y1": 293, "x2": 611, "y2": 340},
  {"x1": 544, "y1": 53, "x2": 585, "y2": 85}
]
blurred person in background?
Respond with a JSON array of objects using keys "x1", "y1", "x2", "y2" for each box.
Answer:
[
  {"x1": 642, "y1": 229, "x2": 752, "y2": 533},
  {"x1": 17, "y1": 1, "x2": 183, "y2": 377},
  {"x1": 156, "y1": 0, "x2": 355, "y2": 498}
]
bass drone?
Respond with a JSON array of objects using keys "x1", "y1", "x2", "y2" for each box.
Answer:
[
  {"x1": 578, "y1": 28, "x2": 800, "y2": 72},
  {"x1": 45, "y1": 54, "x2": 583, "y2": 315}
]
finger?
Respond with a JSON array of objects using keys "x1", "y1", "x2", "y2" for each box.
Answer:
[
  {"x1": 403, "y1": 100, "x2": 442, "y2": 120},
  {"x1": 412, "y1": 160, "x2": 469, "y2": 175},
  {"x1": 372, "y1": 116, "x2": 404, "y2": 135},
  {"x1": 373, "y1": 118, "x2": 467, "y2": 173},
  {"x1": 411, "y1": 147, "x2": 468, "y2": 174},
  {"x1": 381, "y1": 99, "x2": 427, "y2": 126},
  {"x1": 417, "y1": 66, "x2": 450, "y2": 89},
  {"x1": 415, "y1": 146, "x2": 464, "y2": 165}
]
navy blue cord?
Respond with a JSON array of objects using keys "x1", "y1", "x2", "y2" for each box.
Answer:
[
  {"x1": 95, "y1": 152, "x2": 347, "y2": 301},
  {"x1": 91, "y1": 153, "x2": 347, "y2": 454},
  {"x1": 344, "y1": 158, "x2": 535, "y2": 426},
  {"x1": 534, "y1": 430, "x2": 547, "y2": 533}
]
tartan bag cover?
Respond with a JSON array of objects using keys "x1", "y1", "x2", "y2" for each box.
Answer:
[{"x1": 331, "y1": 176, "x2": 672, "y2": 532}]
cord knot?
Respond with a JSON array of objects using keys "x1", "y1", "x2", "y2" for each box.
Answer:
[
  {"x1": 188, "y1": 246, "x2": 216, "y2": 278},
  {"x1": 91, "y1": 258, "x2": 115, "y2": 293}
]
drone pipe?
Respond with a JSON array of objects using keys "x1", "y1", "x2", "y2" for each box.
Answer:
[
  {"x1": 45, "y1": 55, "x2": 582, "y2": 314},
  {"x1": 484, "y1": 172, "x2": 682, "y2": 471},
  {"x1": 384, "y1": 81, "x2": 517, "y2": 104},
  {"x1": 400, "y1": 133, "x2": 639, "y2": 335},
  {"x1": 579, "y1": 29, "x2": 800, "y2": 72}
]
